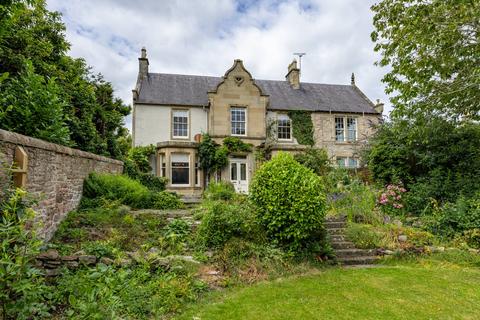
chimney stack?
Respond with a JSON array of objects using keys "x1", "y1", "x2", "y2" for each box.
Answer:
[
  {"x1": 138, "y1": 47, "x2": 149, "y2": 78},
  {"x1": 375, "y1": 99, "x2": 384, "y2": 114},
  {"x1": 285, "y1": 59, "x2": 300, "y2": 89}
]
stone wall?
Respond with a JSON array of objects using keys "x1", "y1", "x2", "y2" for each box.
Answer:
[
  {"x1": 311, "y1": 112, "x2": 381, "y2": 162},
  {"x1": 0, "y1": 129, "x2": 123, "y2": 240}
]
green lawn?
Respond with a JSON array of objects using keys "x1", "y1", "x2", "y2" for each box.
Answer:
[{"x1": 176, "y1": 265, "x2": 480, "y2": 320}]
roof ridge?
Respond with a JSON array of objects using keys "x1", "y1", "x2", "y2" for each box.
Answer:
[{"x1": 148, "y1": 72, "x2": 351, "y2": 87}]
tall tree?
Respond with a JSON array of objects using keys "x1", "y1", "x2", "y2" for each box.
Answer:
[
  {"x1": 371, "y1": 0, "x2": 480, "y2": 120},
  {"x1": 0, "y1": 0, "x2": 131, "y2": 158}
]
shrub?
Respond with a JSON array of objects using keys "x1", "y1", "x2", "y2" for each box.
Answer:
[
  {"x1": 427, "y1": 193, "x2": 480, "y2": 237},
  {"x1": 249, "y1": 152, "x2": 327, "y2": 253},
  {"x1": 196, "y1": 199, "x2": 261, "y2": 249},
  {"x1": 203, "y1": 182, "x2": 235, "y2": 201},
  {"x1": 0, "y1": 189, "x2": 52, "y2": 319},
  {"x1": 124, "y1": 145, "x2": 167, "y2": 192},
  {"x1": 461, "y1": 229, "x2": 480, "y2": 249},
  {"x1": 345, "y1": 223, "x2": 383, "y2": 249},
  {"x1": 153, "y1": 192, "x2": 183, "y2": 210},
  {"x1": 378, "y1": 184, "x2": 407, "y2": 217},
  {"x1": 55, "y1": 264, "x2": 205, "y2": 319},
  {"x1": 294, "y1": 147, "x2": 330, "y2": 176},
  {"x1": 328, "y1": 181, "x2": 382, "y2": 225},
  {"x1": 81, "y1": 173, "x2": 182, "y2": 210}
]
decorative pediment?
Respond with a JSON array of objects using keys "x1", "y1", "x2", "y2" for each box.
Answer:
[{"x1": 209, "y1": 59, "x2": 267, "y2": 96}]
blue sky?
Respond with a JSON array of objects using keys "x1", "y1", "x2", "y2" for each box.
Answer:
[{"x1": 46, "y1": 0, "x2": 391, "y2": 131}]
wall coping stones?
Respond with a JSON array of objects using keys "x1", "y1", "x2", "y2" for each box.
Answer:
[{"x1": 0, "y1": 129, "x2": 123, "y2": 165}]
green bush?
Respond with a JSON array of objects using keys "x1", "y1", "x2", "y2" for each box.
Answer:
[
  {"x1": 294, "y1": 147, "x2": 330, "y2": 176},
  {"x1": 328, "y1": 180, "x2": 381, "y2": 225},
  {"x1": 55, "y1": 264, "x2": 206, "y2": 319},
  {"x1": 461, "y1": 229, "x2": 480, "y2": 249},
  {"x1": 345, "y1": 223, "x2": 383, "y2": 249},
  {"x1": 427, "y1": 193, "x2": 480, "y2": 237},
  {"x1": 0, "y1": 189, "x2": 52, "y2": 319},
  {"x1": 249, "y1": 152, "x2": 327, "y2": 253},
  {"x1": 196, "y1": 199, "x2": 261, "y2": 249},
  {"x1": 203, "y1": 182, "x2": 235, "y2": 201},
  {"x1": 81, "y1": 173, "x2": 182, "y2": 210},
  {"x1": 153, "y1": 192, "x2": 183, "y2": 210},
  {"x1": 365, "y1": 119, "x2": 480, "y2": 215},
  {"x1": 124, "y1": 145, "x2": 167, "y2": 192}
]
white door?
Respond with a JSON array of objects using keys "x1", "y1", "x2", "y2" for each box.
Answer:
[{"x1": 230, "y1": 159, "x2": 248, "y2": 193}]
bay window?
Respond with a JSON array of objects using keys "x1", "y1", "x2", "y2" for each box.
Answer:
[{"x1": 171, "y1": 153, "x2": 189, "y2": 185}]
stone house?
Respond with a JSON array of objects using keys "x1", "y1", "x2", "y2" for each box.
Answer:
[{"x1": 132, "y1": 48, "x2": 383, "y2": 195}]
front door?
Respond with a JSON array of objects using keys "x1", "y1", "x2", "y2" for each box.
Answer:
[{"x1": 230, "y1": 159, "x2": 248, "y2": 193}]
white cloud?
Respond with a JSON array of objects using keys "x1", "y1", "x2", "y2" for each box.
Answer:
[{"x1": 46, "y1": 0, "x2": 392, "y2": 131}]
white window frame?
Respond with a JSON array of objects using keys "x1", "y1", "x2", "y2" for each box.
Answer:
[
  {"x1": 172, "y1": 110, "x2": 189, "y2": 139},
  {"x1": 170, "y1": 153, "x2": 190, "y2": 186},
  {"x1": 335, "y1": 116, "x2": 357, "y2": 142},
  {"x1": 277, "y1": 114, "x2": 292, "y2": 141},
  {"x1": 231, "y1": 106, "x2": 247, "y2": 136},
  {"x1": 336, "y1": 156, "x2": 359, "y2": 168},
  {"x1": 195, "y1": 156, "x2": 201, "y2": 187},
  {"x1": 159, "y1": 153, "x2": 166, "y2": 178}
]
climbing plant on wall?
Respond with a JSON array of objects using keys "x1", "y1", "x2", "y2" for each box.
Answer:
[
  {"x1": 288, "y1": 110, "x2": 315, "y2": 146},
  {"x1": 199, "y1": 134, "x2": 253, "y2": 184}
]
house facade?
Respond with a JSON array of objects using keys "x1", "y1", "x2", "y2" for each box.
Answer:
[{"x1": 132, "y1": 48, "x2": 383, "y2": 195}]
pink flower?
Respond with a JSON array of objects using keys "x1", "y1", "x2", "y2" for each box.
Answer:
[{"x1": 396, "y1": 195, "x2": 402, "y2": 200}]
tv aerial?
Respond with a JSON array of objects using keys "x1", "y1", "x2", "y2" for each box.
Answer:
[{"x1": 293, "y1": 52, "x2": 306, "y2": 73}]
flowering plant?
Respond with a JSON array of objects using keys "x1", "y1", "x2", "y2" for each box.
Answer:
[{"x1": 378, "y1": 184, "x2": 407, "y2": 216}]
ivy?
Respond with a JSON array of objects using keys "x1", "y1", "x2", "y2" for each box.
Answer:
[
  {"x1": 199, "y1": 134, "x2": 253, "y2": 183},
  {"x1": 288, "y1": 110, "x2": 315, "y2": 146}
]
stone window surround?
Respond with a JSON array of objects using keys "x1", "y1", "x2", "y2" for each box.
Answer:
[
  {"x1": 171, "y1": 108, "x2": 191, "y2": 140},
  {"x1": 276, "y1": 113, "x2": 293, "y2": 142},
  {"x1": 170, "y1": 152, "x2": 190, "y2": 187},
  {"x1": 230, "y1": 105, "x2": 247, "y2": 137},
  {"x1": 334, "y1": 115, "x2": 358, "y2": 143}
]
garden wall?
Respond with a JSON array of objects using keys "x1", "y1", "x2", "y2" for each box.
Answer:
[{"x1": 0, "y1": 129, "x2": 123, "y2": 240}]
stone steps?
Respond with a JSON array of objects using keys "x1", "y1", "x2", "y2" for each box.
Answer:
[
  {"x1": 336, "y1": 255, "x2": 378, "y2": 266},
  {"x1": 325, "y1": 216, "x2": 379, "y2": 266}
]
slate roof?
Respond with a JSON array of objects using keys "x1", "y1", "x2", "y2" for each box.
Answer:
[{"x1": 136, "y1": 73, "x2": 379, "y2": 114}]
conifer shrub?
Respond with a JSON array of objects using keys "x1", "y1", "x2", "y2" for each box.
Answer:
[{"x1": 249, "y1": 152, "x2": 327, "y2": 253}]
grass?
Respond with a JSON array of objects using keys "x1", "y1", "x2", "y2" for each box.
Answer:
[{"x1": 176, "y1": 262, "x2": 480, "y2": 320}]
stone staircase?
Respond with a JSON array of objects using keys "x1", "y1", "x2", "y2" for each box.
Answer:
[{"x1": 325, "y1": 216, "x2": 378, "y2": 266}]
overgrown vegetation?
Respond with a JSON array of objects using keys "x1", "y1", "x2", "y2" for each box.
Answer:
[
  {"x1": 0, "y1": 188, "x2": 51, "y2": 319},
  {"x1": 81, "y1": 173, "x2": 182, "y2": 210},
  {"x1": 294, "y1": 147, "x2": 330, "y2": 176},
  {"x1": 198, "y1": 134, "x2": 252, "y2": 184},
  {"x1": 367, "y1": 0, "x2": 480, "y2": 247},
  {"x1": 124, "y1": 145, "x2": 168, "y2": 192}
]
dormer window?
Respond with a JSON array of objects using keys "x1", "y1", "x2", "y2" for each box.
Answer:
[
  {"x1": 231, "y1": 107, "x2": 246, "y2": 136},
  {"x1": 277, "y1": 114, "x2": 292, "y2": 140},
  {"x1": 172, "y1": 110, "x2": 189, "y2": 139}
]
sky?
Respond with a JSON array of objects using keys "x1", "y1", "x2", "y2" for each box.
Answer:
[{"x1": 46, "y1": 0, "x2": 391, "y2": 131}]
